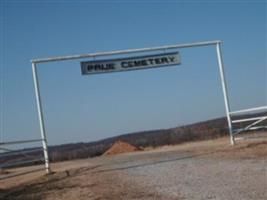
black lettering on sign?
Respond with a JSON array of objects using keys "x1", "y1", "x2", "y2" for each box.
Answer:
[
  {"x1": 128, "y1": 61, "x2": 134, "y2": 67},
  {"x1": 155, "y1": 58, "x2": 162, "y2": 64},
  {"x1": 82, "y1": 52, "x2": 180, "y2": 75},
  {"x1": 87, "y1": 63, "x2": 115, "y2": 71},
  {"x1": 148, "y1": 59, "x2": 154, "y2": 65},
  {"x1": 142, "y1": 60, "x2": 148, "y2": 66},
  {"x1": 121, "y1": 62, "x2": 128, "y2": 68},
  {"x1": 133, "y1": 60, "x2": 143, "y2": 66},
  {"x1": 87, "y1": 65, "x2": 94, "y2": 71},
  {"x1": 161, "y1": 57, "x2": 169, "y2": 64},
  {"x1": 107, "y1": 63, "x2": 115, "y2": 70},
  {"x1": 94, "y1": 64, "x2": 103, "y2": 70},
  {"x1": 169, "y1": 56, "x2": 176, "y2": 62}
]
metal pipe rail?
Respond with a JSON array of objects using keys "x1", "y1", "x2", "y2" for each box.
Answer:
[
  {"x1": 232, "y1": 116, "x2": 267, "y2": 123},
  {"x1": 0, "y1": 145, "x2": 45, "y2": 179},
  {"x1": 0, "y1": 147, "x2": 43, "y2": 158},
  {"x1": 230, "y1": 106, "x2": 267, "y2": 139},
  {"x1": 0, "y1": 138, "x2": 46, "y2": 178},
  {"x1": 230, "y1": 106, "x2": 267, "y2": 115},
  {"x1": 31, "y1": 40, "x2": 221, "y2": 63},
  {"x1": 0, "y1": 139, "x2": 43, "y2": 146},
  {"x1": 234, "y1": 126, "x2": 267, "y2": 133},
  {"x1": 233, "y1": 117, "x2": 267, "y2": 135}
]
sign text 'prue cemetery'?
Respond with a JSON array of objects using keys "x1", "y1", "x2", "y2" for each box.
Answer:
[{"x1": 81, "y1": 52, "x2": 181, "y2": 75}]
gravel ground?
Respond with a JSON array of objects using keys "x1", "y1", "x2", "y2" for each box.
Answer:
[
  {"x1": 0, "y1": 136, "x2": 266, "y2": 200},
  {"x1": 116, "y1": 154, "x2": 266, "y2": 200}
]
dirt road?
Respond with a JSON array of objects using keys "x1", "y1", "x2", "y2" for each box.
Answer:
[{"x1": 0, "y1": 136, "x2": 266, "y2": 200}]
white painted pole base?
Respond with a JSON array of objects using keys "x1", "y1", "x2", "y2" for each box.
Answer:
[{"x1": 230, "y1": 135, "x2": 235, "y2": 145}]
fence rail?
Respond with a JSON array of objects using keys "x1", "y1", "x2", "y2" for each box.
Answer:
[
  {"x1": 0, "y1": 139, "x2": 43, "y2": 146},
  {"x1": 229, "y1": 105, "x2": 267, "y2": 140},
  {"x1": 232, "y1": 116, "x2": 267, "y2": 124},
  {"x1": 0, "y1": 147, "x2": 43, "y2": 158},
  {"x1": 0, "y1": 138, "x2": 46, "y2": 180},
  {"x1": 230, "y1": 106, "x2": 267, "y2": 115}
]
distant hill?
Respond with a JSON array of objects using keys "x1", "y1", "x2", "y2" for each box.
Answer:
[
  {"x1": 1, "y1": 112, "x2": 266, "y2": 166},
  {"x1": 47, "y1": 117, "x2": 227, "y2": 162}
]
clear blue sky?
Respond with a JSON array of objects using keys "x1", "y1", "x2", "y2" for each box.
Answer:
[{"x1": 0, "y1": 0, "x2": 266, "y2": 145}]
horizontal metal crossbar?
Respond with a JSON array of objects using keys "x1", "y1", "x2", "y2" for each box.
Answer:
[
  {"x1": 0, "y1": 157, "x2": 44, "y2": 169},
  {"x1": 0, "y1": 147, "x2": 42, "y2": 158},
  {"x1": 230, "y1": 106, "x2": 267, "y2": 115},
  {"x1": 31, "y1": 40, "x2": 221, "y2": 63},
  {"x1": 240, "y1": 126, "x2": 267, "y2": 131},
  {"x1": 233, "y1": 116, "x2": 267, "y2": 135},
  {"x1": 234, "y1": 126, "x2": 267, "y2": 135},
  {"x1": 249, "y1": 126, "x2": 267, "y2": 130},
  {"x1": 232, "y1": 116, "x2": 267, "y2": 123},
  {"x1": 0, "y1": 139, "x2": 43, "y2": 146}
]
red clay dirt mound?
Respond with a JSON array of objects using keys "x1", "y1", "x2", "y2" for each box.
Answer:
[{"x1": 103, "y1": 140, "x2": 142, "y2": 156}]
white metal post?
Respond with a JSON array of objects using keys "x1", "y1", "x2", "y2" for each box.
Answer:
[
  {"x1": 216, "y1": 43, "x2": 235, "y2": 145},
  {"x1": 32, "y1": 62, "x2": 51, "y2": 173}
]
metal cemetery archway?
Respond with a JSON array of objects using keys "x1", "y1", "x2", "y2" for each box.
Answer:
[{"x1": 29, "y1": 40, "x2": 266, "y2": 174}]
